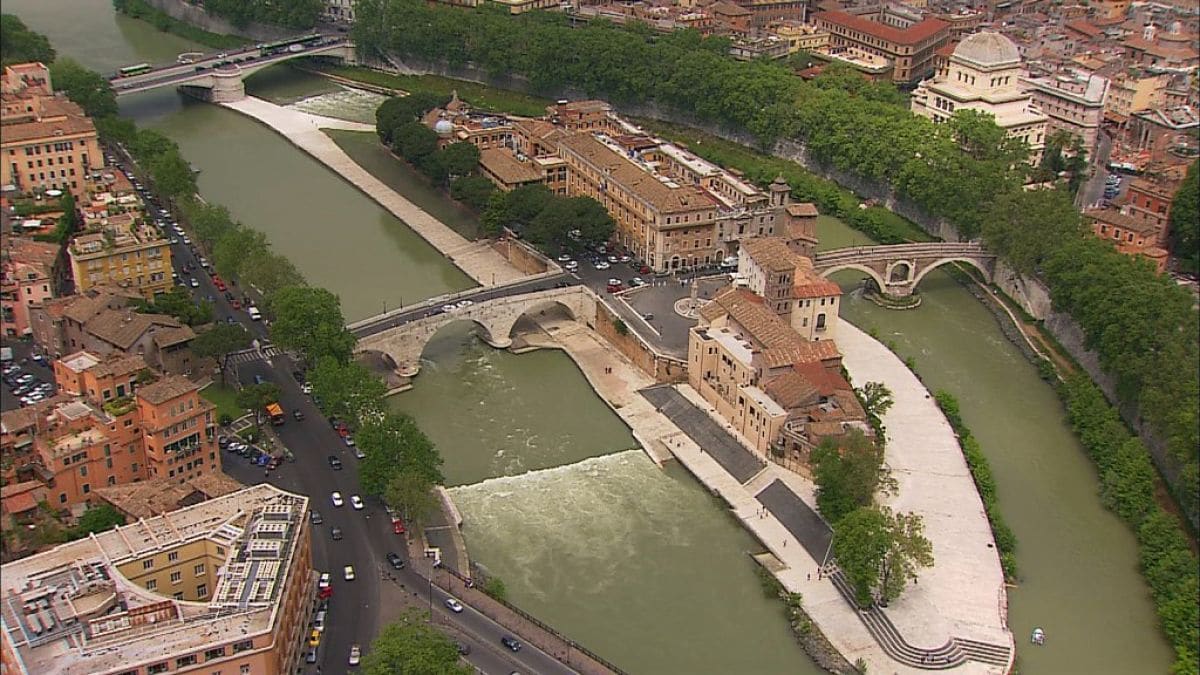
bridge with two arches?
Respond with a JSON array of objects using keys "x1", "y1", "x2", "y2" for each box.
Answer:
[{"x1": 813, "y1": 242, "x2": 996, "y2": 297}]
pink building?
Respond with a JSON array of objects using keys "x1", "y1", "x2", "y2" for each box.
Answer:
[{"x1": 1, "y1": 238, "x2": 58, "y2": 337}]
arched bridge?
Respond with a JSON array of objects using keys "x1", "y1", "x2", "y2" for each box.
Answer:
[
  {"x1": 351, "y1": 276, "x2": 592, "y2": 376},
  {"x1": 109, "y1": 36, "x2": 354, "y2": 102},
  {"x1": 813, "y1": 242, "x2": 996, "y2": 297}
]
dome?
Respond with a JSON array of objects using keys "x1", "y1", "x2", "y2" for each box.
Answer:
[
  {"x1": 434, "y1": 119, "x2": 454, "y2": 135},
  {"x1": 953, "y1": 32, "x2": 1021, "y2": 69}
]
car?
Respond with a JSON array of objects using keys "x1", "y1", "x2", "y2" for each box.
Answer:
[
  {"x1": 565, "y1": 261, "x2": 579, "y2": 271},
  {"x1": 253, "y1": 374, "x2": 266, "y2": 385},
  {"x1": 442, "y1": 304, "x2": 457, "y2": 313},
  {"x1": 350, "y1": 495, "x2": 364, "y2": 510},
  {"x1": 608, "y1": 254, "x2": 619, "y2": 264},
  {"x1": 213, "y1": 279, "x2": 226, "y2": 292},
  {"x1": 343, "y1": 435, "x2": 355, "y2": 447},
  {"x1": 556, "y1": 254, "x2": 571, "y2": 262},
  {"x1": 291, "y1": 370, "x2": 304, "y2": 383},
  {"x1": 308, "y1": 629, "x2": 321, "y2": 647},
  {"x1": 349, "y1": 644, "x2": 361, "y2": 666},
  {"x1": 594, "y1": 261, "x2": 610, "y2": 270},
  {"x1": 386, "y1": 552, "x2": 405, "y2": 569},
  {"x1": 318, "y1": 573, "x2": 331, "y2": 589},
  {"x1": 231, "y1": 299, "x2": 242, "y2": 310},
  {"x1": 223, "y1": 290, "x2": 234, "y2": 301},
  {"x1": 639, "y1": 265, "x2": 651, "y2": 274},
  {"x1": 354, "y1": 447, "x2": 367, "y2": 460},
  {"x1": 225, "y1": 316, "x2": 237, "y2": 325},
  {"x1": 189, "y1": 278, "x2": 199, "y2": 288},
  {"x1": 457, "y1": 642, "x2": 471, "y2": 655},
  {"x1": 328, "y1": 455, "x2": 343, "y2": 470},
  {"x1": 292, "y1": 409, "x2": 305, "y2": 421},
  {"x1": 313, "y1": 610, "x2": 327, "y2": 632},
  {"x1": 169, "y1": 237, "x2": 179, "y2": 245},
  {"x1": 391, "y1": 516, "x2": 405, "y2": 534},
  {"x1": 456, "y1": 299, "x2": 474, "y2": 309},
  {"x1": 628, "y1": 277, "x2": 645, "y2": 287},
  {"x1": 444, "y1": 597, "x2": 464, "y2": 613},
  {"x1": 301, "y1": 382, "x2": 313, "y2": 394},
  {"x1": 181, "y1": 236, "x2": 191, "y2": 245},
  {"x1": 501, "y1": 636, "x2": 522, "y2": 652},
  {"x1": 619, "y1": 254, "x2": 631, "y2": 263},
  {"x1": 305, "y1": 648, "x2": 318, "y2": 664},
  {"x1": 331, "y1": 492, "x2": 344, "y2": 507},
  {"x1": 343, "y1": 565, "x2": 355, "y2": 581},
  {"x1": 331, "y1": 527, "x2": 343, "y2": 541}
]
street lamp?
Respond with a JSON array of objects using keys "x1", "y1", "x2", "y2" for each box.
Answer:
[{"x1": 427, "y1": 576, "x2": 433, "y2": 621}]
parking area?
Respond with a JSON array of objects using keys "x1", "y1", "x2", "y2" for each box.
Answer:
[{"x1": 1, "y1": 342, "x2": 57, "y2": 412}]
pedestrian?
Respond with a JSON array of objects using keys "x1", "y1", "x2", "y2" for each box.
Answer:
[
  {"x1": 807, "y1": 573, "x2": 811, "y2": 581},
  {"x1": 783, "y1": 540, "x2": 787, "y2": 547}
]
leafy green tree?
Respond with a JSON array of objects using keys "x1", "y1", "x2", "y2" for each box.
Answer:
[
  {"x1": 1167, "y1": 160, "x2": 1198, "y2": 275},
  {"x1": 212, "y1": 225, "x2": 268, "y2": 280},
  {"x1": 833, "y1": 506, "x2": 933, "y2": 607},
  {"x1": 482, "y1": 576, "x2": 507, "y2": 601},
  {"x1": 204, "y1": 0, "x2": 323, "y2": 29},
  {"x1": 981, "y1": 188, "x2": 1083, "y2": 275},
  {"x1": 393, "y1": 122, "x2": 440, "y2": 164},
  {"x1": 384, "y1": 470, "x2": 439, "y2": 527},
  {"x1": 53, "y1": 193, "x2": 77, "y2": 244},
  {"x1": 128, "y1": 129, "x2": 176, "y2": 161},
  {"x1": 1, "y1": 14, "x2": 56, "y2": 66},
  {"x1": 49, "y1": 58, "x2": 117, "y2": 118},
  {"x1": 450, "y1": 175, "x2": 495, "y2": 211},
  {"x1": 357, "y1": 412, "x2": 442, "y2": 497},
  {"x1": 377, "y1": 92, "x2": 446, "y2": 144},
  {"x1": 308, "y1": 356, "x2": 387, "y2": 426},
  {"x1": 239, "y1": 249, "x2": 305, "y2": 297},
  {"x1": 856, "y1": 381, "x2": 892, "y2": 433},
  {"x1": 235, "y1": 382, "x2": 281, "y2": 430},
  {"x1": 136, "y1": 287, "x2": 212, "y2": 325},
  {"x1": 150, "y1": 148, "x2": 197, "y2": 198},
  {"x1": 811, "y1": 429, "x2": 888, "y2": 524},
  {"x1": 68, "y1": 504, "x2": 126, "y2": 539},
  {"x1": 436, "y1": 142, "x2": 481, "y2": 179},
  {"x1": 268, "y1": 287, "x2": 355, "y2": 364},
  {"x1": 192, "y1": 323, "x2": 252, "y2": 385},
  {"x1": 362, "y1": 609, "x2": 472, "y2": 675}
]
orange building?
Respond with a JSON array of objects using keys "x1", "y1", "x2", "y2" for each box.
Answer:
[
  {"x1": 1, "y1": 237, "x2": 59, "y2": 337},
  {"x1": 1084, "y1": 206, "x2": 1170, "y2": 273}
]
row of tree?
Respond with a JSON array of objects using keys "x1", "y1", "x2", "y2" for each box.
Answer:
[
  {"x1": 351, "y1": 0, "x2": 1198, "y2": 533},
  {"x1": 1061, "y1": 374, "x2": 1198, "y2": 674},
  {"x1": 481, "y1": 184, "x2": 614, "y2": 255},
  {"x1": 1, "y1": 14, "x2": 54, "y2": 66}
]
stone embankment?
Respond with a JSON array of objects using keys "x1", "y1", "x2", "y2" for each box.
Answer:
[{"x1": 219, "y1": 96, "x2": 526, "y2": 288}]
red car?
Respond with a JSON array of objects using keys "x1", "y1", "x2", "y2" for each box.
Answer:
[
  {"x1": 318, "y1": 586, "x2": 333, "y2": 600},
  {"x1": 214, "y1": 279, "x2": 226, "y2": 292},
  {"x1": 392, "y1": 517, "x2": 406, "y2": 535}
]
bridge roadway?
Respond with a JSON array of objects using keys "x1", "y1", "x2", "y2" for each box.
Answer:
[
  {"x1": 348, "y1": 272, "x2": 579, "y2": 339},
  {"x1": 108, "y1": 35, "x2": 352, "y2": 96},
  {"x1": 812, "y1": 241, "x2": 990, "y2": 267}
]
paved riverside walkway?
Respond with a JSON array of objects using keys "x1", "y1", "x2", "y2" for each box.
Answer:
[
  {"x1": 220, "y1": 96, "x2": 525, "y2": 287},
  {"x1": 507, "y1": 313, "x2": 1012, "y2": 674}
]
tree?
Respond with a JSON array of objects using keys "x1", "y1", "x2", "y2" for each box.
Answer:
[
  {"x1": 1, "y1": 14, "x2": 56, "y2": 66},
  {"x1": 811, "y1": 429, "x2": 889, "y2": 525},
  {"x1": 268, "y1": 287, "x2": 355, "y2": 364},
  {"x1": 235, "y1": 382, "x2": 281, "y2": 429},
  {"x1": 68, "y1": 504, "x2": 126, "y2": 539},
  {"x1": 357, "y1": 412, "x2": 443, "y2": 497},
  {"x1": 376, "y1": 92, "x2": 446, "y2": 144},
  {"x1": 52, "y1": 193, "x2": 77, "y2": 244},
  {"x1": 436, "y1": 142, "x2": 481, "y2": 179},
  {"x1": 212, "y1": 225, "x2": 269, "y2": 280},
  {"x1": 48, "y1": 58, "x2": 117, "y2": 118},
  {"x1": 833, "y1": 506, "x2": 933, "y2": 607},
  {"x1": 136, "y1": 287, "x2": 212, "y2": 325},
  {"x1": 393, "y1": 122, "x2": 440, "y2": 164},
  {"x1": 450, "y1": 175, "x2": 494, "y2": 211},
  {"x1": 384, "y1": 470, "x2": 439, "y2": 527},
  {"x1": 1167, "y1": 160, "x2": 1198, "y2": 275},
  {"x1": 856, "y1": 381, "x2": 892, "y2": 434},
  {"x1": 362, "y1": 609, "x2": 472, "y2": 675},
  {"x1": 150, "y1": 148, "x2": 197, "y2": 198},
  {"x1": 192, "y1": 323, "x2": 253, "y2": 385},
  {"x1": 308, "y1": 356, "x2": 387, "y2": 427}
]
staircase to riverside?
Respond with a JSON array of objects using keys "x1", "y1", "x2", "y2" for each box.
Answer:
[{"x1": 827, "y1": 570, "x2": 1012, "y2": 670}]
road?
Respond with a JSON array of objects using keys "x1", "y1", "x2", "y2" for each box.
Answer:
[{"x1": 1078, "y1": 130, "x2": 1115, "y2": 208}]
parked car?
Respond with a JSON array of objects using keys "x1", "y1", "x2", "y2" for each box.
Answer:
[
  {"x1": 386, "y1": 552, "x2": 405, "y2": 570},
  {"x1": 331, "y1": 492, "x2": 344, "y2": 507},
  {"x1": 318, "y1": 573, "x2": 331, "y2": 589},
  {"x1": 310, "y1": 510, "x2": 323, "y2": 525},
  {"x1": 292, "y1": 409, "x2": 305, "y2": 421},
  {"x1": 348, "y1": 644, "x2": 361, "y2": 667},
  {"x1": 331, "y1": 527, "x2": 343, "y2": 541}
]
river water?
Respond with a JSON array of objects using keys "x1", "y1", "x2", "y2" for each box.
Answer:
[{"x1": 7, "y1": 2, "x2": 1173, "y2": 672}]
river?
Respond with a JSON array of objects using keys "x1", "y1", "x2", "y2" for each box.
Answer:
[{"x1": 6, "y1": 2, "x2": 1173, "y2": 672}]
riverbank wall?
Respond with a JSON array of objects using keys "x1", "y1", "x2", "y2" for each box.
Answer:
[{"x1": 144, "y1": 0, "x2": 294, "y2": 41}]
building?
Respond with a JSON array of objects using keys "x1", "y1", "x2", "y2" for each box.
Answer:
[
  {"x1": 0, "y1": 373, "x2": 219, "y2": 513},
  {"x1": 771, "y1": 22, "x2": 831, "y2": 53},
  {"x1": 1106, "y1": 72, "x2": 1170, "y2": 124},
  {"x1": 1121, "y1": 174, "x2": 1183, "y2": 245},
  {"x1": 1022, "y1": 69, "x2": 1109, "y2": 152},
  {"x1": 0, "y1": 484, "x2": 315, "y2": 675},
  {"x1": 94, "y1": 472, "x2": 244, "y2": 521},
  {"x1": 67, "y1": 215, "x2": 173, "y2": 299},
  {"x1": 730, "y1": 36, "x2": 792, "y2": 60},
  {"x1": 738, "y1": 236, "x2": 844, "y2": 341},
  {"x1": 1083, "y1": 206, "x2": 1170, "y2": 272},
  {"x1": 323, "y1": 0, "x2": 355, "y2": 22},
  {"x1": 687, "y1": 286, "x2": 867, "y2": 462},
  {"x1": 1, "y1": 238, "x2": 59, "y2": 337},
  {"x1": 0, "y1": 63, "x2": 103, "y2": 201},
  {"x1": 910, "y1": 32, "x2": 1049, "y2": 163},
  {"x1": 815, "y1": 10, "x2": 951, "y2": 85},
  {"x1": 1127, "y1": 105, "x2": 1199, "y2": 158},
  {"x1": 30, "y1": 286, "x2": 139, "y2": 360}
]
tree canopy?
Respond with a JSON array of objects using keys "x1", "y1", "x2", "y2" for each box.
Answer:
[
  {"x1": 362, "y1": 609, "x2": 472, "y2": 675},
  {"x1": 1, "y1": 14, "x2": 55, "y2": 66},
  {"x1": 357, "y1": 412, "x2": 443, "y2": 497},
  {"x1": 308, "y1": 356, "x2": 387, "y2": 427},
  {"x1": 268, "y1": 287, "x2": 355, "y2": 364},
  {"x1": 1167, "y1": 160, "x2": 1198, "y2": 275},
  {"x1": 811, "y1": 429, "x2": 889, "y2": 525},
  {"x1": 203, "y1": 0, "x2": 324, "y2": 29},
  {"x1": 135, "y1": 287, "x2": 212, "y2": 326},
  {"x1": 192, "y1": 323, "x2": 253, "y2": 383},
  {"x1": 49, "y1": 58, "x2": 118, "y2": 118},
  {"x1": 833, "y1": 506, "x2": 933, "y2": 607}
]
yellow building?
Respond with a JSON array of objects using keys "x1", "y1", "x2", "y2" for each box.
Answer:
[
  {"x1": 0, "y1": 63, "x2": 103, "y2": 201},
  {"x1": 1105, "y1": 72, "x2": 1170, "y2": 123},
  {"x1": 771, "y1": 22, "x2": 831, "y2": 53},
  {"x1": 0, "y1": 484, "x2": 315, "y2": 675},
  {"x1": 68, "y1": 215, "x2": 172, "y2": 299}
]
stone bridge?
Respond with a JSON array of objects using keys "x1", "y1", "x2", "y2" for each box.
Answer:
[
  {"x1": 353, "y1": 285, "x2": 595, "y2": 376},
  {"x1": 813, "y1": 242, "x2": 996, "y2": 297},
  {"x1": 110, "y1": 37, "x2": 354, "y2": 102}
]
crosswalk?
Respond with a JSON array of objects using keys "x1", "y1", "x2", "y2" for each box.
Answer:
[{"x1": 226, "y1": 346, "x2": 284, "y2": 365}]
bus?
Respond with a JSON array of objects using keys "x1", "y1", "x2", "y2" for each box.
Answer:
[
  {"x1": 266, "y1": 402, "x2": 286, "y2": 426},
  {"x1": 117, "y1": 63, "x2": 152, "y2": 77},
  {"x1": 259, "y1": 34, "x2": 323, "y2": 57}
]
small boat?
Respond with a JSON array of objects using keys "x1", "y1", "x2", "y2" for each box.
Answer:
[{"x1": 1031, "y1": 627, "x2": 1046, "y2": 645}]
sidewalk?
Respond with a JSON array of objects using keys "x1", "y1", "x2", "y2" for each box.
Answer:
[{"x1": 220, "y1": 96, "x2": 526, "y2": 288}]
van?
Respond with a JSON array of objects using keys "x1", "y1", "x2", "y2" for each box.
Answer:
[{"x1": 247, "y1": 306, "x2": 262, "y2": 321}]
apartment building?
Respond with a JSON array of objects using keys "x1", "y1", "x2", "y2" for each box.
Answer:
[
  {"x1": 1122, "y1": 175, "x2": 1181, "y2": 245},
  {"x1": 815, "y1": 10, "x2": 951, "y2": 85},
  {"x1": 67, "y1": 215, "x2": 173, "y2": 299},
  {"x1": 1, "y1": 238, "x2": 58, "y2": 337},
  {"x1": 0, "y1": 484, "x2": 315, "y2": 675},
  {"x1": 1083, "y1": 206, "x2": 1170, "y2": 272},
  {"x1": 687, "y1": 286, "x2": 866, "y2": 461},
  {"x1": 0, "y1": 63, "x2": 103, "y2": 201},
  {"x1": 910, "y1": 32, "x2": 1049, "y2": 163},
  {"x1": 738, "y1": 236, "x2": 843, "y2": 341},
  {"x1": 1022, "y1": 69, "x2": 1109, "y2": 152},
  {"x1": 135, "y1": 375, "x2": 219, "y2": 484},
  {"x1": 1106, "y1": 72, "x2": 1170, "y2": 123}
]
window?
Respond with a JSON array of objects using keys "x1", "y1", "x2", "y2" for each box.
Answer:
[
  {"x1": 148, "y1": 664, "x2": 169, "y2": 675},
  {"x1": 196, "y1": 583, "x2": 207, "y2": 597},
  {"x1": 176, "y1": 655, "x2": 196, "y2": 667},
  {"x1": 146, "y1": 579, "x2": 157, "y2": 591},
  {"x1": 143, "y1": 559, "x2": 154, "y2": 570},
  {"x1": 241, "y1": 666, "x2": 252, "y2": 675},
  {"x1": 233, "y1": 639, "x2": 254, "y2": 653},
  {"x1": 205, "y1": 646, "x2": 226, "y2": 660},
  {"x1": 194, "y1": 563, "x2": 205, "y2": 576},
  {"x1": 172, "y1": 592, "x2": 183, "y2": 600},
  {"x1": 168, "y1": 551, "x2": 179, "y2": 562}
]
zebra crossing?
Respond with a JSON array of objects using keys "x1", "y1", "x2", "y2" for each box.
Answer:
[{"x1": 226, "y1": 346, "x2": 284, "y2": 365}]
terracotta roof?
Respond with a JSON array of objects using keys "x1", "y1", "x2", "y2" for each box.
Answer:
[
  {"x1": 1064, "y1": 20, "x2": 1102, "y2": 38},
  {"x1": 93, "y1": 473, "x2": 243, "y2": 520},
  {"x1": 89, "y1": 354, "x2": 148, "y2": 379},
  {"x1": 1083, "y1": 207, "x2": 1162, "y2": 236},
  {"x1": 480, "y1": 148, "x2": 544, "y2": 185},
  {"x1": 0, "y1": 97, "x2": 97, "y2": 145},
  {"x1": 557, "y1": 100, "x2": 612, "y2": 114},
  {"x1": 741, "y1": 237, "x2": 799, "y2": 272},
  {"x1": 710, "y1": 0, "x2": 752, "y2": 16},
  {"x1": 85, "y1": 309, "x2": 181, "y2": 351},
  {"x1": 135, "y1": 374, "x2": 198, "y2": 405},
  {"x1": 0, "y1": 482, "x2": 40, "y2": 515},
  {"x1": 764, "y1": 370, "x2": 820, "y2": 409},
  {"x1": 793, "y1": 270, "x2": 843, "y2": 299},
  {"x1": 151, "y1": 325, "x2": 195, "y2": 349},
  {"x1": 0, "y1": 394, "x2": 72, "y2": 433},
  {"x1": 558, "y1": 133, "x2": 716, "y2": 214},
  {"x1": 514, "y1": 119, "x2": 564, "y2": 142},
  {"x1": 787, "y1": 203, "x2": 819, "y2": 217},
  {"x1": 760, "y1": 340, "x2": 842, "y2": 368},
  {"x1": 816, "y1": 11, "x2": 949, "y2": 46},
  {"x1": 2, "y1": 238, "x2": 59, "y2": 269}
]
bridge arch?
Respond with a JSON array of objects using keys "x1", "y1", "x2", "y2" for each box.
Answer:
[
  {"x1": 911, "y1": 257, "x2": 994, "y2": 288},
  {"x1": 495, "y1": 298, "x2": 580, "y2": 341},
  {"x1": 887, "y1": 260, "x2": 914, "y2": 283},
  {"x1": 817, "y1": 263, "x2": 887, "y2": 292}
]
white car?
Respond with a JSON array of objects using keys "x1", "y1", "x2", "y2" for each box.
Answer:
[
  {"x1": 301, "y1": 382, "x2": 313, "y2": 394},
  {"x1": 564, "y1": 261, "x2": 579, "y2": 271},
  {"x1": 594, "y1": 261, "x2": 610, "y2": 270},
  {"x1": 441, "y1": 304, "x2": 457, "y2": 313},
  {"x1": 318, "y1": 573, "x2": 331, "y2": 589},
  {"x1": 444, "y1": 597, "x2": 464, "y2": 613},
  {"x1": 348, "y1": 644, "x2": 361, "y2": 666},
  {"x1": 189, "y1": 278, "x2": 199, "y2": 288},
  {"x1": 331, "y1": 492, "x2": 344, "y2": 507},
  {"x1": 350, "y1": 495, "x2": 364, "y2": 510},
  {"x1": 456, "y1": 299, "x2": 474, "y2": 309},
  {"x1": 181, "y1": 236, "x2": 191, "y2": 245},
  {"x1": 343, "y1": 565, "x2": 355, "y2": 581}
]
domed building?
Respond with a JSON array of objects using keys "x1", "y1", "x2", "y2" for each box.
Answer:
[{"x1": 910, "y1": 31, "x2": 1048, "y2": 163}]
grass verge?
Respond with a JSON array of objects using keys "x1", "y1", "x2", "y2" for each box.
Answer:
[{"x1": 200, "y1": 383, "x2": 244, "y2": 421}]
